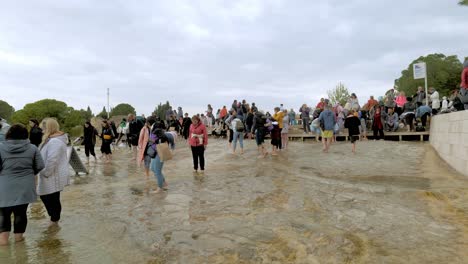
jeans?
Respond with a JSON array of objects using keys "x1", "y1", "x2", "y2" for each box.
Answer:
[
  {"x1": 255, "y1": 128, "x2": 265, "y2": 146},
  {"x1": 310, "y1": 126, "x2": 321, "y2": 135},
  {"x1": 302, "y1": 118, "x2": 310, "y2": 133},
  {"x1": 0, "y1": 204, "x2": 29, "y2": 233},
  {"x1": 151, "y1": 155, "x2": 165, "y2": 188},
  {"x1": 233, "y1": 131, "x2": 244, "y2": 151},
  {"x1": 385, "y1": 123, "x2": 397, "y2": 132},
  {"x1": 40, "y1": 192, "x2": 62, "y2": 222}
]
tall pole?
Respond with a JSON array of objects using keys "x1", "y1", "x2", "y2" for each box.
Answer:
[
  {"x1": 424, "y1": 74, "x2": 429, "y2": 106},
  {"x1": 107, "y1": 88, "x2": 110, "y2": 119}
]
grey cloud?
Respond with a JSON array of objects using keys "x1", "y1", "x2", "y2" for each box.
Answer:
[{"x1": 1, "y1": 0, "x2": 467, "y2": 115}]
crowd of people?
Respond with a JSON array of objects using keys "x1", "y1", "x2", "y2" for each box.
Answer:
[{"x1": 0, "y1": 60, "x2": 466, "y2": 246}]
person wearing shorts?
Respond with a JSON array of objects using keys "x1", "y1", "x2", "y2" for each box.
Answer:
[{"x1": 318, "y1": 103, "x2": 336, "y2": 153}]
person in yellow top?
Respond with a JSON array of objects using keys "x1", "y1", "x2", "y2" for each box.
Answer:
[{"x1": 273, "y1": 107, "x2": 285, "y2": 150}]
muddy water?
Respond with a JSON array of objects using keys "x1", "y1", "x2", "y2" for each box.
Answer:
[{"x1": 0, "y1": 139, "x2": 467, "y2": 263}]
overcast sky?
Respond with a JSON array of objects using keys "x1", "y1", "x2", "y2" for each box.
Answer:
[{"x1": 1, "y1": 0, "x2": 467, "y2": 116}]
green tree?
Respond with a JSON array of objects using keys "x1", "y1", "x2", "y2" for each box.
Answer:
[
  {"x1": 97, "y1": 106, "x2": 108, "y2": 119},
  {"x1": 9, "y1": 99, "x2": 87, "y2": 134},
  {"x1": 110, "y1": 103, "x2": 136, "y2": 117},
  {"x1": 327, "y1": 82, "x2": 350, "y2": 106},
  {"x1": 0, "y1": 100, "x2": 15, "y2": 121},
  {"x1": 79, "y1": 107, "x2": 93, "y2": 121},
  {"x1": 63, "y1": 108, "x2": 85, "y2": 132},
  {"x1": 153, "y1": 101, "x2": 172, "y2": 120},
  {"x1": 394, "y1": 53, "x2": 463, "y2": 98},
  {"x1": 11, "y1": 99, "x2": 68, "y2": 125},
  {"x1": 459, "y1": 0, "x2": 468, "y2": 6}
]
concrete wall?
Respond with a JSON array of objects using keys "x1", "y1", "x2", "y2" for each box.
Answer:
[{"x1": 430, "y1": 111, "x2": 468, "y2": 177}]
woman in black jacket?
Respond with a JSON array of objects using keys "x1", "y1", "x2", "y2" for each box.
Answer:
[
  {"x1": 83, "y1": 121, "x2": 98, "y2": 163},
  {"x1": 28, "y1": 119, "x2": 43, "y2": 147}
]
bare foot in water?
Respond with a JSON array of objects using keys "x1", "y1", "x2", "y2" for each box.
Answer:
[
  {"x1": 0, "y1": 232, "x2": 9, "y2": 246},
  {"x1": 14, "y1": 234, "x2": 24, "y2": 243}
]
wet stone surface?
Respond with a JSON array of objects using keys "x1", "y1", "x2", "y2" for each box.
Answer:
[{"x1": 1, "y1": 139, "x2": 467, "y2": 263}]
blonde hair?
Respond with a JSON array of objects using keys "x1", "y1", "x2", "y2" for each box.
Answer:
[{"x1": 41, "y1": 118, "x2": 60, "y2": 144}]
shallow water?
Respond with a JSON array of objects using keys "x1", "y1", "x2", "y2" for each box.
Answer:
[{"x1": 1, "y1": 139, "x2": 467, "y2": 263}]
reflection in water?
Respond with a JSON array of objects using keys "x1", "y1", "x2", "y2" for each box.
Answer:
[{"x1": 0, "y1": 141, "x2": 467, "y2": 263}]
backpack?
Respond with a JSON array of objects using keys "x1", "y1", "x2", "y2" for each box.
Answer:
[{"x1": 235, "y1": 119, "x2": 245, "y2": 132}]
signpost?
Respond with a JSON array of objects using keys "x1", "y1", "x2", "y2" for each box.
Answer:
[{"x1": 413, "y1": 62, "x2": 428, "y2": 105}]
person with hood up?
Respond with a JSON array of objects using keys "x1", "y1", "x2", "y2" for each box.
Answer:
[
  {"x1": 38, "y1": 118, "x2": 70, "y2": 228},
  {"x1": 83, "y1": 121, "x2": 98, "y2": 164},
  {"x1": 0, "y1": 124, "x2": 44, "y2": 245},
  {"x1": 28, "y1": 119, "x2": 43, "y2": 147}
]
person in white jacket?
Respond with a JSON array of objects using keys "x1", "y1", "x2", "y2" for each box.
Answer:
[
  {"x1": 38, "y1": 118, "x2": 70, "y2": 227},
  {"x1": 429, "y1": 87, "x2": 440, "y2": 113},
  {"x1": 441, "y1": 96, "x2": 449, "y2": 112}
]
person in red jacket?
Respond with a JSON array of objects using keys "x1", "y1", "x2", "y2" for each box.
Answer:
[
  {"x1": 461, "y1": 59, "x2": 468, "y2": 110},
  {"x1": 188, "y1": 115, "x2": 208, "y2": 174},
  {"x1": 462, "y1": 59, "x2": 468, "y2": 90}
]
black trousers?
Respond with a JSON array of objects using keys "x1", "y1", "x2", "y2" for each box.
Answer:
[
  {"x1": 373, "y1": 128, "x2": 384, "y2": 140},
  {"x1": 405, "y1": 114, "x2": 415, "y2": 131},
  {"x1": 0, "y1": 204, "x2": 29, "y2": 233},
  {"x1": 191, "y1": 146, "x2": 205, "y2": 171},
  {"x1": 40, "y1": 192, "x2": 61, "y2": 222},
  {"x1": 100, "y1": 141, "x2": 112, "y2": 154},
  {"x1": 84, "y1": 143, "x2": 96, "y2": 157},
  {"x1": 421, "y1": 113, "x2": 429, "y2": 127}
]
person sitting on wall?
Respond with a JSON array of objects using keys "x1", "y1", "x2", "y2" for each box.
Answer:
[
  {"x1": 415, "y1": 102, "x2": 432, "y2": 129},
  {"x1": 384, "y1": 107, "x2": 399, "y2": 132}
]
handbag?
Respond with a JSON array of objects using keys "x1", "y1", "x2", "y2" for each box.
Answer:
[
  {"x1": 156, "y1": 143, "x2": 173, "y2": 162},
  {"x1": 146, "y1": 143, "x2": 157, "y2": 158}
]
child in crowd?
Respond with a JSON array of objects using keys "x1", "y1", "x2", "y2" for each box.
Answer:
[
  {"x1": 344, "y1": 110, "x2": 361, "y2": 153},
  {"x1": 270, "y1": 120, "x2": 281, "y2": 156}
]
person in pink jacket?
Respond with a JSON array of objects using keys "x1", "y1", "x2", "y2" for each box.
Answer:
[
  {"x1": 188, "y1": 115, "x2": 208, "y2": 174},
  {"x1": 137, "y1": 117, "x2": 155, "y2": 178}
]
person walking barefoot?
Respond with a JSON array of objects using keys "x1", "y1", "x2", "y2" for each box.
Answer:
[
  {"x1": 344, "y1": 110, "x2": 361, "y2": 153},
  {"x1": 38, "y1": 118, "x2": 70, "y2": 228},
  {"x1": 0, "y1": 124, "x2": 44, "y2": 245},
  {"x1": 189, "y1": 116, "x2": 208, "y2": 174}
]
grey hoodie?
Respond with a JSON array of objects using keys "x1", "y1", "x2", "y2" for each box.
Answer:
[{"x1": 0, "y1": 140, "x2": 45, "y2": 207}]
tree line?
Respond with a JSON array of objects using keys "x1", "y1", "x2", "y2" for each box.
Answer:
[{"x1": 0, "y1": 99, "x2": 175, "y2": 137}]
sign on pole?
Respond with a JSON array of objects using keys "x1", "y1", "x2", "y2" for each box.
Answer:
[
  {"x1": 413, "y1": 62, "x2": 426, "y2": 79},
  {"x1": 413, "y1": 62, "x2": 429, "y2": 105}
]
